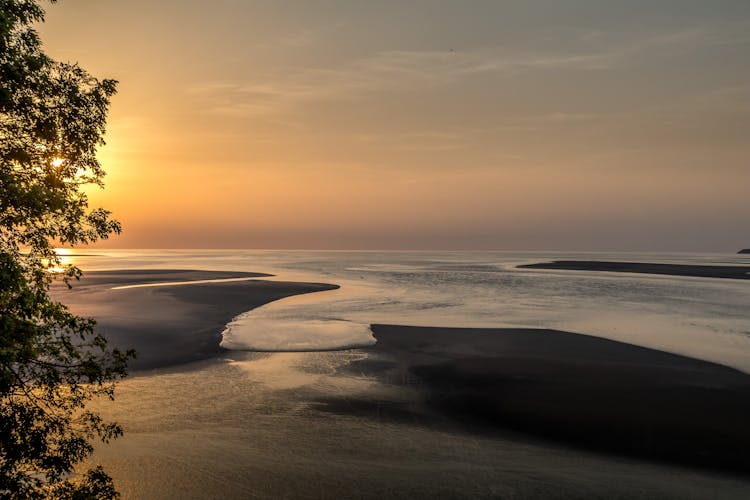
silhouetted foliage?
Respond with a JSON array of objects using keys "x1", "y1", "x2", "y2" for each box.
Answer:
[{"x1": 1, "y1": 0, "x2": 133, "y2": 497}]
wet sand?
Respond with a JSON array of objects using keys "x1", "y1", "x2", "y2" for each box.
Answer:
[
  {"x1": 52, "y1": 270, "x2": 338, "y2": 370},
  {"x1": 367, "y1": 325, "x2": 750, "y2": 473},
  {"x1": 517, "y1": 260, "x2": 750, "y2": 279},
  {"x1": 88, "y1": 351, "x2": 750, "y2": 500}
]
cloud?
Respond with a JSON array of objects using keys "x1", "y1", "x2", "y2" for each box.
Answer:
[
  {"x1": 185, "y1": 47, "x2": 610, "y2": 117},
  {"x1": 353, "y1": 131, "x2": 469, "y2": 152},
  {"x1": 183, "y1": 18, "x2": 750, "y2": 131},
  {"x1": 585, "y1": 19, "x2": 750, "y2": 59}
]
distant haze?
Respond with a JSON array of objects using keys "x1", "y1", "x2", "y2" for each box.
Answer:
[{"x1": 39, "y1": 0, "x2": 750, "y2": 251}]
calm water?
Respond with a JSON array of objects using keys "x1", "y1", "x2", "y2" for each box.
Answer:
[{"x1": 61, "y1": 249, "x2": 750, "y2": 372}]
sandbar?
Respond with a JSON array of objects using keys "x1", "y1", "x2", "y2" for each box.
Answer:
[
  {"x1": 517, "y1": 260, "x2": 750, "y2": 279},
  {"x1": 52, "y1": 269, "x2": 338, "y2": 370},
  {"x1": 367, "y1": 324, "x2": 750, "y2": 472}
]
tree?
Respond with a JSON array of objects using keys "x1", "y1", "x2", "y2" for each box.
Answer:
[{"x1": 1, "y1": 0, "x2": 133, "y2": 497}]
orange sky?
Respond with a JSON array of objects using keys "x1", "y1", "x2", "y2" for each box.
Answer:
[{"x1": 39, "y1": 0, "x2": 750, "y2": 250}]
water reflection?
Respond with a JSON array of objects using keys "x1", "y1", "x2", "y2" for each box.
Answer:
[{"x1": 61, "y1": 249, "x2": 750, "y2": 371}]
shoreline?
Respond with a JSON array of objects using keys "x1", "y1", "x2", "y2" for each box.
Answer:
[
  {"x1": 364, "y1": 325, "x2": 750, "y2": 474},
  {"x1": 52, "y1": 269, "x2": 339, "y2": 370},
  {"x1": 518, "y1": 260, "x2": 750, "y2": 279}
]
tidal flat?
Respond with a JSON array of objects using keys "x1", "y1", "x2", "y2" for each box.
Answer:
[{"x1": 53, "y1": 268, "x2": 750, "y2": 499}]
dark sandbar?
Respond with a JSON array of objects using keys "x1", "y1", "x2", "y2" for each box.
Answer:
[
  {"x1": 518, "y1": 260, "x2": 750, "y2": 279},
  {"x1": 368, "y1": 325, "x2": 750, "y2": 472},
  {"x1": 52, "y1": 270, "x2": 338, "y2": 370}
]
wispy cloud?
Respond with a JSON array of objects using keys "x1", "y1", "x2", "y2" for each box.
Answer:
[
  {"x1": 253, "y1": 29, "x2": 317, "y2": 49},
  {"x1": 186, "y1": 48, "x2": 609, "y2": 117},
  {"x1": 353, "y1": 131, "x2": 469, "y2": 152},
  {"x1": 579, "y1": 19, "x2": 750, "y2": 59},
  {"x1": 186, "y1": 18, "x2": 750, "y2": 120}
]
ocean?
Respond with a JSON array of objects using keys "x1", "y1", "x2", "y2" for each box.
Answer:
[{"x1": 60, "y1": 249, "x2": 750, "y2": 372}]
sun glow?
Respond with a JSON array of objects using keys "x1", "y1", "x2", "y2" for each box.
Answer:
[
  {"x1": 46, "y1": 248, "x2": 74, "y2": 273},
  {"x1": 51, "y1": 157, "x2": 65, "y2": 168}
]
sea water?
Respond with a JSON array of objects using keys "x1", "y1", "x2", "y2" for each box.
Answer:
[{"x1": 61, "y1": 250, "x2": 750, "y2": 372}]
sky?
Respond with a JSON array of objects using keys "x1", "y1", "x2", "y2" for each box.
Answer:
[{"x1": 38, "y1": 0, "x2": 750, "y2": 251}]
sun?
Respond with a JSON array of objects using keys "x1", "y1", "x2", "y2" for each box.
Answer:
[{"x1": 51, "y1": 157, "x2": 65, "y2": 168}]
